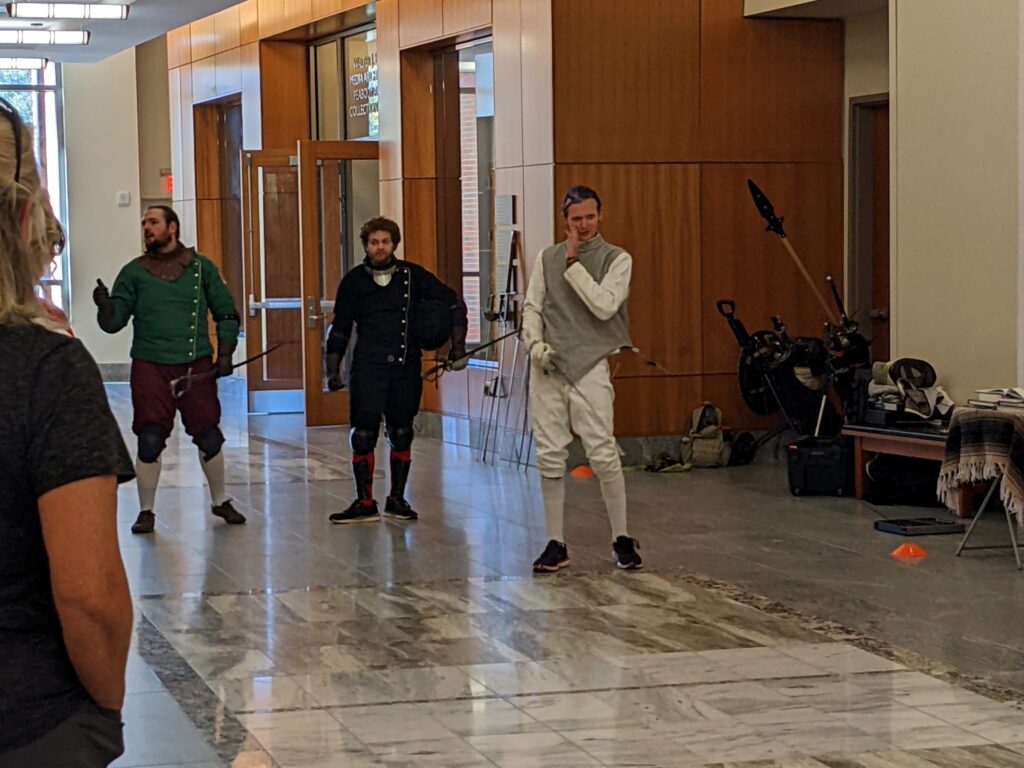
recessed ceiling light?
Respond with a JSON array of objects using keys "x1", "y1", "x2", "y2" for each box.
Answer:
[
  {"x1": 6, "y1": 3, "x2": 129, "y2": 20},
  {"x1": 0, "y1": 29, "x2": 90, "y2": 44},
  {"x1": 0, "y1": 56, "x2": 47, "y2": 68}
]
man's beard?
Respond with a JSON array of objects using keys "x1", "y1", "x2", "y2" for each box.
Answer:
[{"x1": 145, "y1": 235, "x2": 172, "y2": 254}]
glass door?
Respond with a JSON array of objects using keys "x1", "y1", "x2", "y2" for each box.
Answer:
[
  {"x1": 242, "y1": 149, "x2": 305, "y2": 413},
  {"x1": 297, "y1": 140, "x2": 380, "y2": 426}
]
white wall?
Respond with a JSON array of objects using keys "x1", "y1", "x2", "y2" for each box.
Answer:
[
  {"x1": 64, "y1": 49, "x2": 143, "y2": 366},
  {"x1": 891, "y1": 0, "x2": 1019, "y2": 399},
  {"x1": 842, "y1": 5, "x2": 888, "y2": 280}
]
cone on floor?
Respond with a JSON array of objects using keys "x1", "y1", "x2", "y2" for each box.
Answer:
[
  {"x1": 570, "y1": 464, "x2": 594, "y2": 479},
  {"x1": 891, "y1": 542, "x2": 927, "y2": 559}
]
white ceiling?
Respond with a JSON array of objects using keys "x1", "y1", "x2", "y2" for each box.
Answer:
[{"x1": 0, "y1": 0, "x2": 241, "y2": 63}]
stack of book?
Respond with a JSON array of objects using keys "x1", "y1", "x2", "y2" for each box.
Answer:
[{"x1": 967, "y1": 388, "x2": 1024, "y2": 410}]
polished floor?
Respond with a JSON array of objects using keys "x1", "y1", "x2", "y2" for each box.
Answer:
[{"x1": 100, "y1": 382, "x2": 1024, "y2": 768}]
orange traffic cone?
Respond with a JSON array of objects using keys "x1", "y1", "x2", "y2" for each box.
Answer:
[
  {"x1": 570, "y1": 465, "x2": 594, "y2": 479},
  {"x1": 891, "y1": 542, "x2": 927, "y2": 559}
]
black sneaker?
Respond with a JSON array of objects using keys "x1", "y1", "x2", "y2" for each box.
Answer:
[
  {"x1": 131, "y1": 510, "x2": 155, "y2": 535},
  {"x1": 330, "y1": 499, "x2": 381, "y2": 524},
  {"x1": 533, "y1": 540, "x2": 570, "y2": 573},
  {"x1": 212, "y1": 500, "x2": 246, "y2": 525},
  {"x1": 384, "y1": 496, "x2": 418, "y2": 521},
  {"x1": 613, "y1": 536, "x2": 643, "y2": 570}
]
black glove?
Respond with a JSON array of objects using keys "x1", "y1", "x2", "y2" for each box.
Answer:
[
  {"x1": 93, "y1": 278, "x2": 114, "y2": 312},
  {"x1": 215, "y1": 342, "x2": 236, "y2": 378},
  {"x1": 325, "y1": 352, "x2": 345, "y2": 391},
  {"x1": 446, "y1": 325, "x2": 469, "y2": 372},
  {"x1": 215, "y1": 354, "x2": 234, "y2": 378}
]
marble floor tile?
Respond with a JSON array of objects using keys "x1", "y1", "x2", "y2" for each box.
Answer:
[
  {"x1": 238, "y1": 710, "x2": 372, "y2": 767},
  {"x1": 330, "y1": 703, "x2": 460, "y2": 744},
  {"x1": 423, "y1": 698, "x2": 551, "y2": 738},
  {"x1": 464, "y1": 731, "x2": 604, "y2": 767},
  {"x1": 296, "y1": 670, "x2": 398, "y2": 707},
  {"x1": 680, "y1": 680, "x2": 793, "y2": 717},
  {"x1": 668, "y1": 721, "x2": 802, "y2": 763},
  {"x1": 375, "y1": 664, "x2": 495, "y2": 702},
  {"x1": 919, "y1": 701, "x2": 1024, "y2": 742},
  {"x1": 512, "y1": 691, "x2": 646, "y2": 731},
  {"x1": 462, "y1": 661, "x2": 576, "y2": 696},
  {"x1": 558, "y1": 726, "x2": 705, "y2": 768},
  {"x1": 607, "y1": 650, "x2": 745, "y2": 686},
  {"x1": 700, "y1": 646, "x2": 829, "y2": 681},
  {"x1": 207, "y1": 675, "x2": 319, "y2": 713},
  {"x1": 775, "y1": 642, "x2": 907, "y2": 675},
  {"x1": 849, "y1": 671, "x2": 997, "y2": 708},
  {"x1": 112, "y1": 692, "x2": 220, "y2": 768}
]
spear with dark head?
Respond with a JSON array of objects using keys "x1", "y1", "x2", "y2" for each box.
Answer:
[{"x1": 747, "y1": 179, "x2": 838, "y2": 326}]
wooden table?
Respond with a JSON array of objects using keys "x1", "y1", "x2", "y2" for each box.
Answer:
[{"x1": 841, "y1": 424, "x2": 976, "y2": 517}]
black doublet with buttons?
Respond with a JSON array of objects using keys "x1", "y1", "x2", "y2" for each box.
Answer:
[
  {"x1": 327, "y1": 259, "x2": 466, "y2": 370},
  {"x1": 327, "y1": 257, "x2": 467, "y2": 431}
]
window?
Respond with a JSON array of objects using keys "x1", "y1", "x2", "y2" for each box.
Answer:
[
  {"x1": 0, "y1": 62, "x2": 66, "y2": 310},
  {"x1": 434, "y1": 40, "x2": 495, "y2": 348},
  {"x1": 310, "y1": 27, "x2": 378, "y2": 142}
]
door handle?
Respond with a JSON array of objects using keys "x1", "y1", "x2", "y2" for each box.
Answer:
[
  {"x1": 307, "y1": 297, "x2": 325, "y2": 328},
  {"x1": 869, "y1": 308, "x2": 890, "y2": 321},
  {"x1": 249, "y1": 295, "x2": 303, "y2": 316}
]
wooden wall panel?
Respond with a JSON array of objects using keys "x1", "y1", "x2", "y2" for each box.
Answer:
[
  {"x1": 241, "y1": 43, "x2": 263, "y2": 149},
  {"x1": 402, "y1": 178, "x2": 439, "y2": 273},
  {"x1": 192, "y1": 56, "x2": 218, "y2": 103},
  {"x1": 167, "y1": 28, "x2": 180, "y2": 69},
  {"x1": 169, "y1": 25, "x2": 192, "y2": 67},
  {"x1": 240, "y1": 0, "x2": 260, "y2": 45},
  {"x1": 190, "y1": 15, "x2": 216, "y2": 61},
  {"x1": 552, "y1": 0, "x2": 699, "y2": 163},
  {"x1": 214, "y1": 4, "x2": 241, "y2": 54},
  {"x1": 259, "y1": 42, "x2": 310, "y2": 147},
  {"x1": 699, "y1": 0, "x2": 842, "y2": 161},
  {"x1": 613, "y1": 375, "x2": 702, "y2": 437},
  {"x1": 216, "y1": 48, "x2": 243, "y2": 97},
  {"x1": 180, "y1": 64, "x2": 197, "y2": 201},
  {"x1": 443, "y1": 0, "x2": 491, "y2": 36},
  {"x1": 493, "y1": 0, "x2": 523, "y2": 169},
  {"x1": 168, "y1": 68, "x2": 184, "y2": 202},
  {"x1": 520, "y1": 0, "x2": 553, "y2": 166},
  {"x1": 285, "y1": 0, "x2": 313, "y2": 29},
  {"x1": 197, "y1": 199, "x2": 225, "y2": 268},
  {"x1": 700, "y1": 162, "x2": 842, "y2": 375},
  {"x1": 400, "y1": 0, "x2": 443, "y2": 48},
  {"x1": 258, "y1": 0, "x2": 285, "y2": 38},
  {"x1": 377, "y1": 0, "x2": 403, "y2": 181},
  {"x1": 554, "y1": 163, "x2": 702, "y2": 376},
  {"x1": 312, "y1": 0, "x2": 363, "y2": 20},
  {"x1": 400, "y1": 49, "x2": 435, "y2": 179},
  {"x1": 194, "y1": 105, "x2": 222, "y2": 199}
]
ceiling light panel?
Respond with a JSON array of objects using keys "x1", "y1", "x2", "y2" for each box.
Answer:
[
  {"x1": 6, "y1": 3, "x2": 129, "y2": 20},
  {"x1": 0, "y1": 56, "x2": 46, "y2": 67},
  {"x1": 0, "y1": 28, "x2": 90, "y2": 43}
]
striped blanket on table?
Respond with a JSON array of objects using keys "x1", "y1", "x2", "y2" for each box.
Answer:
[{"x1": 938, "y1": 407, "x2": 1024, "y2": 523}]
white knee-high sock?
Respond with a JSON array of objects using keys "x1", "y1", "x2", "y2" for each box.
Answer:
[
  {"x1": 136, "y1": 458, "x2": 161, "y2": 512},
  {"x1": 541, "y1": 476, "x2": 566, "y2": 543},
  {"x1": 599, "y1": 474, "x2": 629, "y2": 540},
  {"x1": 200, "y1": 450, "x2": 229, "y2": 506}
]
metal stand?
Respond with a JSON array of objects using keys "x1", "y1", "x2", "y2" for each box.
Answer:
[{"x1": 954, "y1": 475, "x2": 1022, "y2": 569}]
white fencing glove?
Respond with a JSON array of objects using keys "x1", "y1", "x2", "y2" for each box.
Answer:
[{"x1": 529, "y1": 341, "x2": 558, "y2": 375}]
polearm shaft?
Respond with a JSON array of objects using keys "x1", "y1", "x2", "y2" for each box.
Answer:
[{"x1": 747, "y1": 179, "x2": 839, "y2": 326}]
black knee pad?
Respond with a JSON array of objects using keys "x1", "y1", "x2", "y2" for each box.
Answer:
[
  {"x1": 386, "y1": 424, "x2": 414, "y2": 452},
  {"x1": 137, "y1": 425, "x2": 169, "y2": 464},
  {"x1": 193, "y1": 426, "x2": 225, "y2": 461},
  {"x1": 349, "y1": 427, "x2": 379, "y2": 454}
]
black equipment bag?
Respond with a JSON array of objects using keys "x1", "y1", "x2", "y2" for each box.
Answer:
[{"x1": 786, "y1": 436, "x2": 853, "y2": 497}]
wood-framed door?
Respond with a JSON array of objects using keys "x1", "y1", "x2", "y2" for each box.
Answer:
[
  {"x1": 241, "y1": 149, "x2": 305, "y2": 412},
  {"x1": 297, "y1": 140, "x2": 381, "y2": 426}
]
